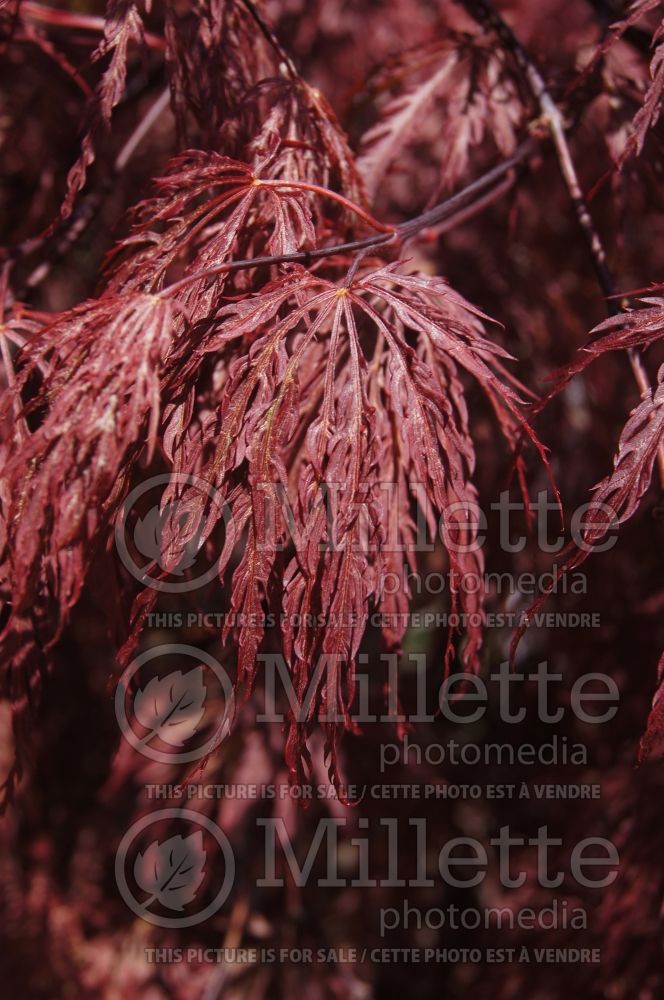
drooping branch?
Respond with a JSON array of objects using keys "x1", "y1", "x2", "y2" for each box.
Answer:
[
  {"x1": 461, "y1": 0, "x2": 617, "y2": 302},
  {"x1": 461, "y1": 0, "x2": 664, "y2": 479}
]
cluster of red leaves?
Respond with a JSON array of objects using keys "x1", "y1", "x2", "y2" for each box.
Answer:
[
  {"x1": 581, "y1": 0, "x2": 664, "y2": 165},
  {"x1": 0, "y1": 1, "x2": 663, "y2": 996},
  {"x1": 358, "y1": 34, "x2": 524, "y2": 202},
  {"x1": 1, "y1": 0, "x2": 663, "y2": 791},
  {"x1": 1, "y1": 143, "x2": 540, "y2": 793}
]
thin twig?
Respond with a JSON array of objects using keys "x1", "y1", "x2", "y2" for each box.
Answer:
[
  {"x1": 462, "y1": 0, "x2": 664, "y2": 480},
  {"x1": 398, "y1": 139, "x2": 535, "y2": 239},
  {"x1": 115, "y1": 86, "x2": 171, "y2": 172},
  {"x1": 463, "y1": 1, "x2": 617, "y2": 298},
  {"x1": 416, "y1": 171, "x2": 517, "y2": 239},
  {"x1": 163, "y1": 139, "x2": 536, "y2": 296}
]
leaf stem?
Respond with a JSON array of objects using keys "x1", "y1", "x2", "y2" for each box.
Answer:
[{"x1": 259, "y1": 179, "x2": 395, "y2": 233}]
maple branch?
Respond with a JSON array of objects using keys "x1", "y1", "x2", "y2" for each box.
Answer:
[
  {"x1": 397, "y1": 138, "x2": 535, "y2": 239},
  {"x1": 163, "y1": 139, "x2": 536, "y2": 296},
  {"x1": 417, "y1": 171, "x2": 517, "y2": 239},
  {"x1": 115, "y1": 86, "x2": 171, "y2": 172},
  {"x1": 462, "y1": 0, "x2": 617, "y2": 299},
  {"x1": 462, "y1": 0, "x2": 664, "y2": 479}
]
